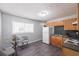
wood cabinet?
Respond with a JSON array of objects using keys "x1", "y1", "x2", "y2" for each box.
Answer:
[
  {"x1": 76, "y1": 4, "x2": 79, "y2": 31},
  {"x1": 62, "y1": 47, "x2": 79, "y2": 56},
  {"x1": 64, "y1": 4, "x2": 79, "y2": 31},
  {"x1": 46, "y1": 4, "x2": 79, "y2": 31},
  {"x1": 47, "y1": 21, "x2": 64, "y2": 26},
  {"x1": 64, "y1": 18, "x2": 77, "y2": 30},
  {"x1": 50, "y1": 36, "x2": 63, "y2": 48}
]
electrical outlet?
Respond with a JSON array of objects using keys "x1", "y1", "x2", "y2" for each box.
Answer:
[{"x1": 76, "y1": 32, "x2": 79, "y2": 35}]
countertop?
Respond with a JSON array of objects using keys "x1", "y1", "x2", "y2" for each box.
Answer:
[{"x1": 63, "y1": 42, "x2": 79, "y2": 52}]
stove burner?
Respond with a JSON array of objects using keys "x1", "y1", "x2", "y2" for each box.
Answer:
[
  {"x1": 77, "y1": 43, "x2": 79, "y2": 45},
  {"x1": 68, "y1": 41, "x2": 74, "y2": 43},
  {"x1": 64, "y1": 39, "x2": 79, "y2": 46}
]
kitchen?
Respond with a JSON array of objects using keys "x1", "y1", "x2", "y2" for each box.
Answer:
[{"x1": 43, "y1": 4, "x2": 79, "y2": 56}]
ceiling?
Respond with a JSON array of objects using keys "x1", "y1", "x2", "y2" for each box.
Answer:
[{"x1": 0, "y1": 3, "x2": 77, "y2": 21}]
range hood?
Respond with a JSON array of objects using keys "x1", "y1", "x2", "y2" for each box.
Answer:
[
  {"x1": 72, "y1": 4, "x2": 79, "y2": 25},
  {"x1": 72, "y1": 21, "x2": 78, "y2": 25}
]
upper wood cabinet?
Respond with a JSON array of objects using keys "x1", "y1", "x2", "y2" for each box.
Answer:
[
  {"x1": 76, "y1": 4, "x2": 79, "y2": 31},
  {"x1": 64, "y1": 4, "x2": 79, "y2": 31},
  {"x1": 47, "y1": 21, "x2": 64, "y2": 26},
  {"x1": 64, "y1": 18, "x2": 77, "y2": 30}
]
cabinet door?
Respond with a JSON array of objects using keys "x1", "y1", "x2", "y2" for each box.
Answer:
[
  {"x1": 50, "y1": 36, "x2": 56, "y2": 46},
  {"x1": 64, "y1": 18, "x2": 76, "y2": 30},
  {"x1": 71, "y1": 18, "x2": 77, "y2": 30},
  {"x1": 55, "y1": 37, "x2": 63, "y2": 47},
  {"x1": 76, "y1": 4, "x2": 79, "y2": 31},
  {"x1": 51, "y1": 36, "x2": 63, "y2": 47},
  {"x1": 64, "y1": 19, "x2": 72, "y2": 30}
]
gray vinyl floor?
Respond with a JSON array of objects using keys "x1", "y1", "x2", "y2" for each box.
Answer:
[{"x1": 17, "y1": 41, "x2": 62, "y2": 56}]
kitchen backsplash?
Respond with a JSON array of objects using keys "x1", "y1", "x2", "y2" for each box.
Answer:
[
  {"x1": 65, "y1": 30, "x2": 79, "y2": 39},
  {"x1": 54, "y1": 26, "x2": 79, "y2": 39}
]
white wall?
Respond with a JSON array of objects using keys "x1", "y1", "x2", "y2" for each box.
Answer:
[
  {"x1": 0, "y1": 11, "x2": 1, "y2": 49},
  {"x1": 2, "y1": 13, "x2": 42, "y2": 48}
]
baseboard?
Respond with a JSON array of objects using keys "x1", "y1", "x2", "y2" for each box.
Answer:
[{"x1": 28, "y1": 39, "x2": 42, "y2": 44}]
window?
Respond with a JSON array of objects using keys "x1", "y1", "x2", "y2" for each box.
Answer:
[{"x1": 12, "y1": 21, "x2": 34, "y2": 34}]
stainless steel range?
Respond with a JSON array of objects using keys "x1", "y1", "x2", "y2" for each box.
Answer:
[{"x1": 64, "y1": 38, "x2": 79, "y2": 46}]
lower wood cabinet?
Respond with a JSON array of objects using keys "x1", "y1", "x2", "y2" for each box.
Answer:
[
  {"x1": 50, "y1": 36, "x2": 63, "y2": 48},
  {"x1": 62, "y1": 47, "x2": 79, "y2": 56}
]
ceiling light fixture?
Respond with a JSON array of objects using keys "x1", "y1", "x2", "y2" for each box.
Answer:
[{"x1": 38, "y1": 10, "x2": 49, "y2": 17}]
